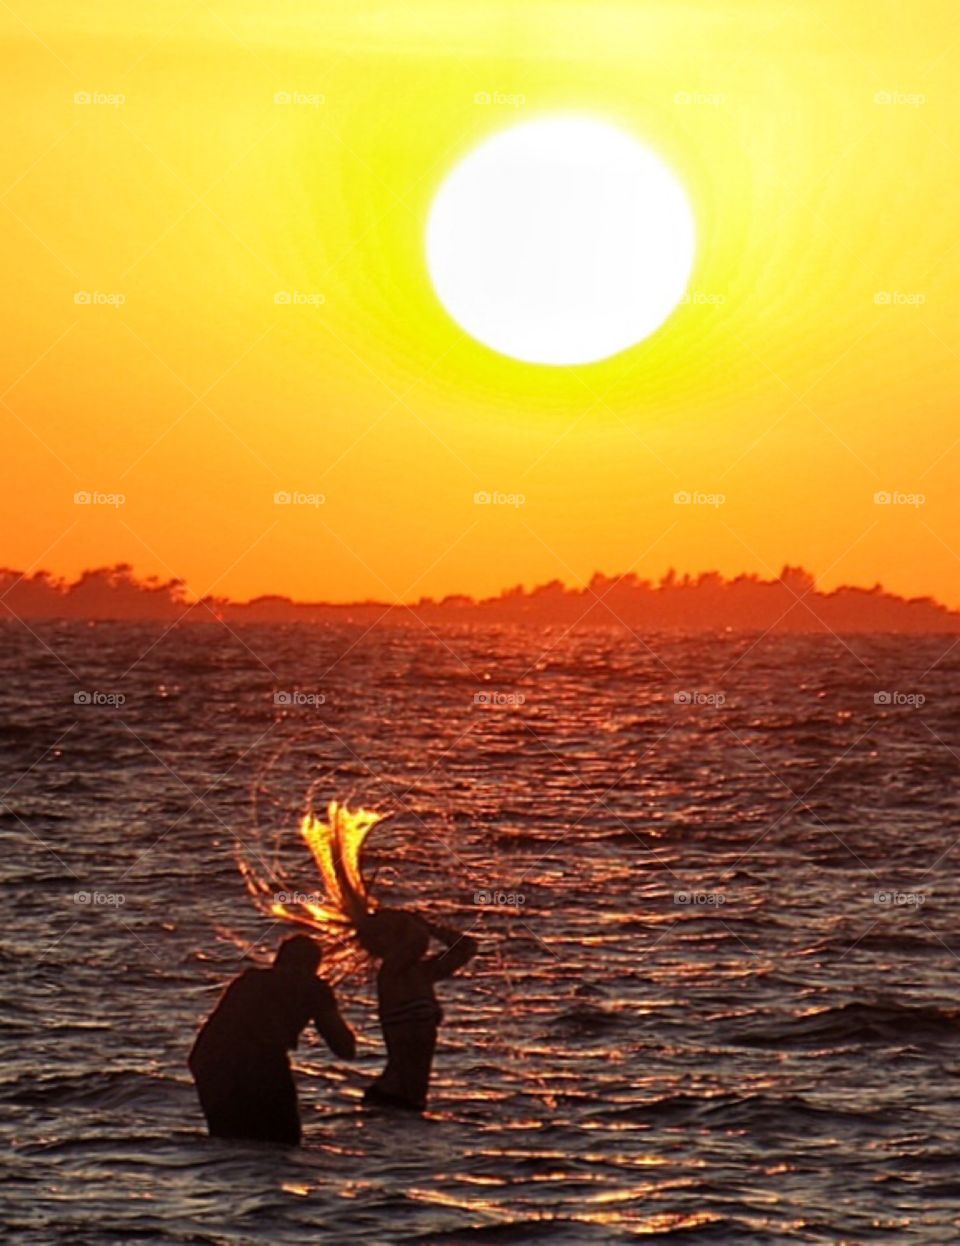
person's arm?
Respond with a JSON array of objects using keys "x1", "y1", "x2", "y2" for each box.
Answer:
[
  {"x1": 313, "y1": 981, "x2": 356, "y2": 1059},
  {"x1": 422, "y1": 921, "x2": 478, "y2": 981}
]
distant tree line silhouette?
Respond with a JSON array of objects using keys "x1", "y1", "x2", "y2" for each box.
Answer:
[{"x1": 1, "y1": 562, "x2": 957, "y2": 632}]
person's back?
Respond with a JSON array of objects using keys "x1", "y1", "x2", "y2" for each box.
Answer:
[
  {"x1": 376, "y1": 960, "x2": 444, "y2": 1028},
  {"x1": 189, "y1": 936, "x2": 354, "y2": 1144},
  {"x1": 358, "y1": 910, "x2": 477, "y2": 1111},
  {"x1": 190, "y1": 966, "x2": 332, "y2": 1060}
]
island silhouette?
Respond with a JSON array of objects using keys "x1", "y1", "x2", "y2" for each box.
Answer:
[{"x1": 1, "y1": 563, "x2": 958, "y2": 632}]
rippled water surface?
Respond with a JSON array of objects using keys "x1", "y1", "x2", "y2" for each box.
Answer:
[{"x1": 3, "y1": 621, "x2": 960, "y2": 1244}]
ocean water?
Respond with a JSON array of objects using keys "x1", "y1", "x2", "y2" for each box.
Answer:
[{"x1": 3, "y1": 620, "x2": 960, "y2": 1245}]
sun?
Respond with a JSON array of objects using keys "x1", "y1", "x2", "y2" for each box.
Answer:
[{"x1": 425, "y1": 116, "x2": 696, "y2": 367}]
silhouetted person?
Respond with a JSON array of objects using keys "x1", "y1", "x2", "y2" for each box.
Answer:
[
  {"x1": 357, "y1": 909, "x2": 477, "y2": 1112},
  {"x1": 188, "y1": 934, "x2": 355, "y2": 1145}
]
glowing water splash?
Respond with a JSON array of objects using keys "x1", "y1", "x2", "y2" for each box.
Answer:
[{"x1": 237, "y1": 799, "x2": 386, "y2": 976}]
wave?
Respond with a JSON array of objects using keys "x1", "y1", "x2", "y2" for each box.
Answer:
[
  {"x1": 550, "y1": 1004, "x2": 623, "y2": 1032},
  {"x1": 1, "y1": 1069, "x2": 186, "y2": 1110},
  {"x1": 731, "y1": 1001, "x2": 960, "y2": 1049},
  {"x1": 842, "y1": 932, "x2": 956, "y2": 955},
  {"x1": 594, "y1": 1091, "x2": 888, "y2": 1131}
]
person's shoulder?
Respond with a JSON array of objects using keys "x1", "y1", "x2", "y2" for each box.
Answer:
[
  {"x1": 225, "y1": 966, "x2": 270, "y2": 999},
  {"x1": 206, "y1": 967, "x2": 271, "y2": 1024},
  {"x1": 237, "y1": 966, "x2": 271, "y2": 985}
]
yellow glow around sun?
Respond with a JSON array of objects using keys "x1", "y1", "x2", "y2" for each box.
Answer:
[
  {"x1": 425, "y1": 116, "x2": 696, "y2": 365},
  {"x1": 3, "y1": 2, "x2": 960, "y2": 607}
]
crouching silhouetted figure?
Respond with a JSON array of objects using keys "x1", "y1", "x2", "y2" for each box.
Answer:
[
  {"x1": 188, "y1": 934, "x2": 355, "y2": 1145},
  {"x1": 357, "y1": 909, "x2": 477, "y2": 1113}
]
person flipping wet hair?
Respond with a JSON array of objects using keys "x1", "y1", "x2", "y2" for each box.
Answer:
[
  {"x1": 188, "y1": 934, "x2": 355, "y2": 1145},
  {"x1": 357, "y1": 909, "x2": 477, "y2": 1113}
]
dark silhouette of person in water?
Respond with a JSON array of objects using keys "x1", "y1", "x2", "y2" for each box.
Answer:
[
  {"x1": 357, "y1": 909, "x2": 477, "y2": 1112},
  {"x1": 188, "y1": 934, "x2": 355, "y2": 1145}
]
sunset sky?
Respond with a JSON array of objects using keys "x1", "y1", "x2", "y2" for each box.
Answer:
[{"x1": 3, "y1": 1, "x2": 959, "y2": 605}]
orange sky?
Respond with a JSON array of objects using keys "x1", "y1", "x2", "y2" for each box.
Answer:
[{"x1": 2, "y1": 1, "x2": 960, "y2": 605}]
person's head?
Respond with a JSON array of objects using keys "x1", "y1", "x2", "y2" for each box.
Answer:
[
  {"x1": 357, "y1": 908, "x2": 429, "y2": 967},
  {"x1": 274, "y1": 933, "x2": 322, "y2": 976}
]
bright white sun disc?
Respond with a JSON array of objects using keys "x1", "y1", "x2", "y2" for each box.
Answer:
[{"x1": 425, "y1": 117, "x2": 696, "y2": 366}]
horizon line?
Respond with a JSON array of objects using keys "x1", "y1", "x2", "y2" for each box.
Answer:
[{"x1": 1, "y1": 561, "x2": 958, "y2": 631}]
